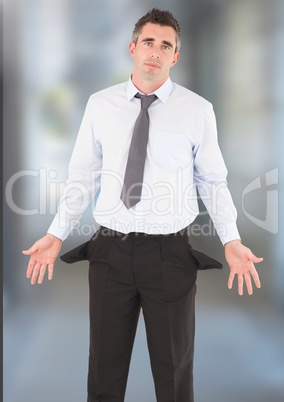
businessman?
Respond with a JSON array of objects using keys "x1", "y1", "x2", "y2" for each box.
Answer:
[{"x1": 23, "y1": 8, "x2": 263, "y2": 402}]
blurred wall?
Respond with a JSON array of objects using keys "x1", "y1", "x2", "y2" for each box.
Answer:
[{"x1": 3, "y1": 1, "x2": 284, "y2": 401}]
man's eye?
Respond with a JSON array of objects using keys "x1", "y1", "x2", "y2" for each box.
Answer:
[
  {"x1": 144, "y1": 42, "x2": 151, "y2": 46},
  {"x1": 163, "y1": 45, "x2": 170, "y2": 50}
]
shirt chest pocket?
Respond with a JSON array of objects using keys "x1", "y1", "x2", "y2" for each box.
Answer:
[{"x1": 148, "y1": 130, "x2": 190, "y2": 171}]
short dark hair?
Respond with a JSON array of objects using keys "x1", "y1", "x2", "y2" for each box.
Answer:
[{"x1": 132, "y1": 8, "x2": 181, "y2": 53}]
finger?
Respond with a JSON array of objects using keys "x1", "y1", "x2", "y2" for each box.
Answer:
[
  {"x1": 31, "y1": 263, "x2": 41, "y2": 285},
  {"x1": 48, "y1": 264, "x2": 54, "y2": 281},
  {"x1": 238, "y1": 274, "x2": 244, "y2": 296},
  {"x1": 228, "y1": 272, "x2": 235, "y2": 289},
  {"x1": 22, "y1": 244, "x2": 39, "y2": 256},
  {"x1": 38, "y1": 265, "x2": 47, "y2": 284},
  {"x1": 250, "y1": 266, "x2": 261, "y2": 289},
  {"x1": 249, "y1": 252, "x2": 263, "y2": 263},
  {"x1": 244, "y1": 272, "x2": 253, "y2": 295},
  {"x1": 26, "y1": 258, "x2": 36, "y2": 279}
]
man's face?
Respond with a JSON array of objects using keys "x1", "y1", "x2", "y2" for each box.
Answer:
[{"x1": 129, "y1": 23, "x2": 180, "y2": 87}]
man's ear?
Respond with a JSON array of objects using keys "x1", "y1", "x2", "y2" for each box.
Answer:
[
  {"x1": 172, "y1": 51, "x2": 180, "y2": 66},
  {"x1": 129, "y1": 42, "x2": 136, "y2": 57}
]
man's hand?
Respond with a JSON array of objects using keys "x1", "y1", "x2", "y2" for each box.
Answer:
[
  {"x1": 22, "y1": 234, "x2": 62, "y2": 285},
  {"x1": 225, "y1": 240, "x2": 263, "y2": 296}
]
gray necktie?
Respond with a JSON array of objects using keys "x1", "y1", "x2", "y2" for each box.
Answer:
[{"x1": 121, "y1": 93, "x2": 157, "y2": 208}]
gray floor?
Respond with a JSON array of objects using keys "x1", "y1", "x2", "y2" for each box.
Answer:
[{"x1": 4, "y1": 262, "x2": 284, "y2": 402}]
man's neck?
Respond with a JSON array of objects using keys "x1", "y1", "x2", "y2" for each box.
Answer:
[{"x1": 131, "y1": 74, "x2": 168, "y2": 95}]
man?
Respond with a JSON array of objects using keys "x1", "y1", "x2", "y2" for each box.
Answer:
[{"x1": 23, "y1": 8, "x2": 263, "y2": 402}]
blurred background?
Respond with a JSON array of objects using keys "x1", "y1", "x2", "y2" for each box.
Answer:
[{"x1": 3, "y1": 0, "x2": 284, "y2": 401}]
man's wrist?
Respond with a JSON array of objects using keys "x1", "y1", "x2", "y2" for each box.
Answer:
[
  {"x1": 224, "y1": 239, "x2": 241, "y2": 248},
  {"x1": 46, "y1": 233, "x2": 63, "y2": 243}
]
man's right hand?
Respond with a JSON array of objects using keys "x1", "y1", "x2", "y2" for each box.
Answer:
[{"x1": 23, "y1": 234, "x2": 62, "y2": 285}]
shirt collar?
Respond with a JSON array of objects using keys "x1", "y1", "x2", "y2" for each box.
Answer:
[{"x1": 126, "y1": 76, "x2": 173, "y2": 104}]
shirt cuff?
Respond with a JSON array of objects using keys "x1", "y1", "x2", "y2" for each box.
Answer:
[
  {"x1": 47, "y1": 214, "x2": 73, "y2": 241},
  {"x1": 216, "y1": 222, "x2": 241, "y2": 246}
]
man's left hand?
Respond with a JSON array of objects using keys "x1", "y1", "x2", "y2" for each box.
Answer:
[{"x1": 225, "y1": 240, "x2": 263, "y2": 296}]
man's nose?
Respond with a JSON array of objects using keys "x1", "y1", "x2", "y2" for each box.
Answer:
[
  {"x1": 151, "y1": 52, "x2": 160, "y2": 59},
  {"x1": 150, "y1": 46, "x2": 161, "y2": 58}
]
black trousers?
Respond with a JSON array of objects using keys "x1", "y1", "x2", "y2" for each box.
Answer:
[{"x1": 61, "y1": 226, "x2": 222, "y2": 402}]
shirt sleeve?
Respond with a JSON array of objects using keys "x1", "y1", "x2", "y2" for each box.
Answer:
[
  {"x1": 193, "y1": 103, "x2": 241, "y2": 245},
  {"x1": 47, "y1": 96, "x2": 102, "y2": 240}
]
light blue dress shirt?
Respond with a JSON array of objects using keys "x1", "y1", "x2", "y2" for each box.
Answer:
[{"x1": 48, "y1": 77, "x2": 240, "y2": 244}]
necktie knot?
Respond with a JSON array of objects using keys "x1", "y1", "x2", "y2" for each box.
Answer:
[{"x1": 135, "y1": 93, "x2": 157, "y2": 110}]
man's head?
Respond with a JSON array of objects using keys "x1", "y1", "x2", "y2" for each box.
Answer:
[
  {"x1": 132, "y1": 8, "x2": 181, "y2": 53},
  {"x1": 129, "y1": 9, "x2": 181, "y2": 92}
]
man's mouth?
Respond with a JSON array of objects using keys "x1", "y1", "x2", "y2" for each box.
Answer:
[{"x1": 144, "y1": 61, "x2": 161, "y2": 69}]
